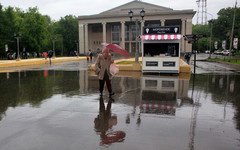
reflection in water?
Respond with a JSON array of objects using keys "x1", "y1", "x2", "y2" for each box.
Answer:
[
  {"x1": 0, "y1": 69, "x2": 240, "y2": 149},
  {"x1": 140, "y1": 76, "x2": 179, "y2": 115},
  {"x1": 190, "y1": 74, "x2": 240, "y2": 131},
  {"x1": 94, "y1": 97, "x2": 126, "y2": 146},
  {"x1": 43, "y1": 70, "x2": 48, "y2": 77},
  {"x1": 0, "y1": 70, "x2": 86, "y2": 121}
]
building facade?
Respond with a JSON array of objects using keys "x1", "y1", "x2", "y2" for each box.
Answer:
[{"x1": 78, "y1": 0, "x2": 196, "y2": 55}]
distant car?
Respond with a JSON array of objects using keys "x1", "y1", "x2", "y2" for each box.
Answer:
[
  {"x1": 205, "y1": 50, "x2": 210, "y2": 54},
  {"x1": 222, "y1": 50, "x2": 230, "y2": 55},
  {"x1": 222, "y1": 50, "x2": 236, "y2": 56},
  {"x1": 214, "y1": 50, "x2": 222, "y2": 55}
]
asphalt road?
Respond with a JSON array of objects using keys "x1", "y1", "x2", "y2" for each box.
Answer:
[{"x1": 190, "y1": 53, "x2": 240, "y2": 74}]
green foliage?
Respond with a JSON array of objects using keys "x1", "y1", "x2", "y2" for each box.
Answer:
[
  {"x1": 214, "y1": 7, "x2": 240, "y2": 51},
  {"x1": 192, "y1": 25, "x2": 211, "y2": 52},
  {"x1": 192, "y1": 24, "x2": 210, "y2": 36},
  {"x1": 0, "y1": 6, "x2": 18, "y2": 54},
  {"x1": 21, "y1": 7, "x2": 49, "y2": 52},
  {"x1": 54, "y1": 15, "x2": 78, "y2": 55},
  {"x1": 0, "y1": 3, "x2": 79, "y2": 58},
  {"x1": 193, "y1": 7, "x2": 240, "y2": 52}
]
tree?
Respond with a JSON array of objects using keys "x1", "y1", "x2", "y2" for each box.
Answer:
[
  {"x1": 0, "y1": 3, "x2": 80, "y2": 58},
  {"x1": 213, "y1": 7, "x2": 240, "y2": 50},
  {"x1": 54, "y1": 15, "x2": 78, "y2": 55},
  {"x1": 192, "y1": 24, "x2": 210, "y2": 52},
  {"x1": 20, "y1": 7, "x2": 48, "y2": 53},
  {"x1": 0, "y1": 6, "x2": 18, "y2": 56}
]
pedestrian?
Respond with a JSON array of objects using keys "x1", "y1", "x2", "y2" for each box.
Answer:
[
  {"x1": 24, "y1": 50, "x2": 27, "y2": 59},
  {"x1": 43, "y1": 52, "x2": 48, "y2": 60},
  {"x1": 48, "y1": 50, "x2": 53, "y2": 65},
  {"x1": 89, "y1": 49, "x2": 93, "y2": 62},
  {"x1": 86, "y1": 50, "x2": 90, "y2": 62},
  {"x1": 184, "y1": 53, "x2": 191, "y2": 64},
  {"x1": 95, "y1": 48, "x2": 115, "y2": 97}
]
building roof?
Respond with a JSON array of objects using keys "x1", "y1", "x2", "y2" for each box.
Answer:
[
  {"x1": 78, "y1": 0, "x2": 195, "y2": 20},
  {"x1": 100, "y1": 0, "x2": 173, "y2": 14}
]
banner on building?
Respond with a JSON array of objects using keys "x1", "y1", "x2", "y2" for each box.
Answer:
[
  {"x1": 233, "y1": 38, "x2": 238, "y2": 49},
  {"x1": 222, "y1": 40, "x2": 226, "y2": 50},
  {"x1": 214, "y1": 41, "x2": 218, "y2": 49},
  {"x1": 5, "y1": 44, "x2": 8, "y2": 52}
]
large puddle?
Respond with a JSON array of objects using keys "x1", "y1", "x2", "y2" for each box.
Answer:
[{"x1": 0, "y1": 68, "x2": 239, "y2": 150}]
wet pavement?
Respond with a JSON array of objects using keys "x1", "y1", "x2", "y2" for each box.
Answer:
[{"x1": 0, "y1": 56, "x2": 240, "y2": 150}]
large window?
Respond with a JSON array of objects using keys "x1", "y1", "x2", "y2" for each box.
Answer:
[
  {"x1": 112, "y1": 25, "x2": 120, "y2": 42},
  {"x1": 125, "y1": 24, "x2": 139, "y2": 42}
]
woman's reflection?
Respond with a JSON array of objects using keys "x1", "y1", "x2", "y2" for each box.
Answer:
[{"x1": 94, "y1": 97, "x2": 126, "y2": 146}]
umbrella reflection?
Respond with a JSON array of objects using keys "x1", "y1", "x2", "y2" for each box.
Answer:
[
  {"x1": 94, "y1": 97, "x2": 126, "y2": 146},
  {"x1": 43, "y1": 70, "x2": 48, "y2": 77}
]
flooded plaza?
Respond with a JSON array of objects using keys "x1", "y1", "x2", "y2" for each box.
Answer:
[{"x1": 0, "y1": 60, "x2": 240, "y2": 150}]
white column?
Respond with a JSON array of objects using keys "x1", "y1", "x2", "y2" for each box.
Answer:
[
  {"x1": 102, "y1": 22, "x2": 106, "y2": 43},
  {"x1": 186, "y1": 19, "x2": 193, "y2": 53},
  {"x1": 84, "y1": 24, "x2": 88, "y2": 53},
  {"x1": 121, "y1": 21, "x2": 125, "y2": 49},
  {"x1": 161, "y1": 19, "x2": 165, "y2": 26},
  {"x1": 181, "y1": 19, "x2": 186, "y2": 53},
  {"x1": 79, "y1": 23, "x2": 85, "y2": 54}
]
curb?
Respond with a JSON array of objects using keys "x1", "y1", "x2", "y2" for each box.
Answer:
[
  {"x1": 0, "y1": 57, "x2": 86, "y2": 68},
  {"x1": 88, "y1": 58, "x2": 191, "y2": 73}
]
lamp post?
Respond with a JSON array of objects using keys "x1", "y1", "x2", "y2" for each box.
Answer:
[
  {"x1": 228, "y1": 0, "x2": 237, "y2": 61},
  {"x1": 14, "y1": 33, "x2": 21, "y2": 61},
  {"x1": 75, "y1": 40, "x2": 79, "y2": 56},
  {"x1": 207, "y1": 13, "x2": 213, "y2": 58},
  {"x1": 128, "y1": 9, "x2": 145, "y2": 62},
  {"x1": 51, "y1": 36, "x2": 56, "y2": 58}
]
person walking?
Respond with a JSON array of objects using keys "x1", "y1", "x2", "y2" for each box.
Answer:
[
  {"x1": 184, "y1": 53, "x2": 191, "y2": 64},
  {"x1": 95, "y1": 48, "x2": 114, "y2": 97},
  {"x1": 48, "y1": 50, "x2": 53, "y2": 65},
  {"x1": 89, "y1": 49, "x2": 93, "y2": 62}
]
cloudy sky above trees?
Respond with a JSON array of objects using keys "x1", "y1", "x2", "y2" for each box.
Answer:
[{"x1": 1, "y1": 0, "x2": 238, "y2": 23}]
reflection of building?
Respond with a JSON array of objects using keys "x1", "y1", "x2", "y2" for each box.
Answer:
[
  {"x1": 140, "y1": 75, "x2": 190, "y2": 115},
  {"x1": 78, "y1": 1, "x2": 195, "y2": 55},
  {"x1": 79, "y1": 71, "x2": 88, "y2": 93}
]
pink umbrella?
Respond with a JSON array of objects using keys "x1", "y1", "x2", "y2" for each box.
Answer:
[
  {"x1": 100, "y1": 131, "x2": 126, "y2": 145},
  {"x1": 43, "y1": 52, "x2": 48, "y2": 57},
  {"x1": 101, "y1": 43, "x2": 129, "y2": 56}
]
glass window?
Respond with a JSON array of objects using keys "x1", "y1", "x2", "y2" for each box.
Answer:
[
  {"x1": 112, "y1": 33, "x2": 119, "y2": 41},
  {"x1": 125, "y1": 32, "x2": 129, "y2": 41},
  {"x1": 125, "y1": 25, "x2": 129, "y2": 31},
  {"x1": 112, "y1": 25, "x2": 120, "y2": 42},
  {"x1": 112, "y1": 25, "x2": 120, "y2": 32},
  {"x1": 132, "y1": 32, "x2": 136, "y2": 41},
  {"x1": 131, "y1": 25, "x2": 136, "y2": 31}
]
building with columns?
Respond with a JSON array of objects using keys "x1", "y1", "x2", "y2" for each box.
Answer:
[{"x1": 78, "y1": 0, "x2": 195, "y2": 55}]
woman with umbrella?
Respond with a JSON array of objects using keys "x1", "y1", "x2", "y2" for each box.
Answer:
[{"x1": 95, "y1": 48, "x2": 115, "y2": 97}]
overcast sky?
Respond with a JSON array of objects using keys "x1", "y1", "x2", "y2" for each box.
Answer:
[{"x1": 1, "y1": 0, "x2": 238, "y2": 23}]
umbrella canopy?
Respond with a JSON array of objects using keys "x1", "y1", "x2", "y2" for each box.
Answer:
[
  {"x1": 101, "y1": 43, "x2": 129, "y2": 56},
  {"x1": 101, "y1": 131, "x2": 126, "y2": 145},
  {"x1": 43, "y1": 52, "x2": 48, "y2": 57}
]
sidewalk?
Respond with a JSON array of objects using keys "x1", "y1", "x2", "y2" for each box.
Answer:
[
  {"x1": 0, "y1": 57, "x2": 86, "y2": 68},
  {"x1": 0, "y1": 57, "x2": 191, "y2": 73}
]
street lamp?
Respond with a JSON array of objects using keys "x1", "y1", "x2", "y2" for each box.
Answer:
[
  {"x1": 207, "y1": 12, "x2": 213, "y2": 58},
  {"x1": 128, "y1": 9, "x2": 145, "y2": 62},
  {"x1": 75, "y1": 40, "x2": 79, "y2": 56},
  {"x1": 51, "y1": 36, "x2": 56, "y2": 58},
  {"x1": 14, "y1": 33, "x2": 21, "y2": 61}
]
